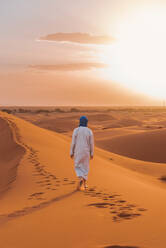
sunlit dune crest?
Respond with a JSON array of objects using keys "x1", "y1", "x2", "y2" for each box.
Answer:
[
  {"x1": 40, "y1": 32, "x2": 114, "y2": 45},
  {"x1": 30, "y1": 63, "x2": 108, "y2": 71}
]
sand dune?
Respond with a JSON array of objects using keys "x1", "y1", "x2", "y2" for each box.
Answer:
[
  {"x1": 0, "y1": 117, "x2": 25, "y2": 197},
  {"x1": 0, "y1": 111, "x2": 166, "y2": 247},
  {"x1": 97, "y1": 128, "x2": 166, "y2": 163},
  {"x1": 94, "y1": 128, "x2": 143, "y2": 141}
]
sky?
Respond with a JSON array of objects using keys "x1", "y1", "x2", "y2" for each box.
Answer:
[{"x1": 0, "y1": 0, "x2": 165, "y2": 106}]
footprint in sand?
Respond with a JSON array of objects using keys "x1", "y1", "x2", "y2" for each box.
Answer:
[
  {"x1": 88, "y1": 188, "x2": 96, "y2": 192},
  {"x1": 114, "y1": 211, "x2": 141, "y2": 221},
  {"x1": 111, "y1": 211, "x2": 117, "y2": 214},
  {"x1": 36, "y1": 181, "x2": 44, "y2": 184},
  {"x1": 95, "y1": 192, "x2": 102, "y2": 195},
  {"x1": 117, "y1": 200, "x2": 126, "y2": 203},
  {"x1": 28, "y1": 192, "x2": 45, "y2": 200},
  {"x1": 137, "y1": 208, "x2": 147, "y2": 212},
  {"x1": 87, "y1": 202, "x2": 110, "y2": 208},
  {"x1": 85, "y1": 187, "x2": 145, "y2": 222},
  {"x1": 103, "y1": 198, "x2": 109, "y2": 201}
]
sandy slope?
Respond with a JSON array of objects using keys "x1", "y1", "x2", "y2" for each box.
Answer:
[
  {"x1": 0, "y1": 117, "x2": 25, "y2": 197},
  {"x1": 97, "y1": 128, "x2": 166, "y2": 163},
  {"x1": 0, "y1": 112, "x2": 166, "y2": 248}
]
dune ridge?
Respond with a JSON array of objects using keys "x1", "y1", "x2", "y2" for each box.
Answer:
[
  {"x1": 0, "y1": 116, "x2": 25, "y2": 197},
  {"x1": 0, "y1": 112, "x2": 78, "y2": 213}
]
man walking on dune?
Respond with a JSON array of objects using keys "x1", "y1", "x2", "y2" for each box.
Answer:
[{"x1": 70, "y1": 116, "x2": 94, "y2": 190}]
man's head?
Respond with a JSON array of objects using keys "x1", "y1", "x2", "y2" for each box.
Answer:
[{"x1": 79, "y1": 116, "x2": 88, "y2": 127}]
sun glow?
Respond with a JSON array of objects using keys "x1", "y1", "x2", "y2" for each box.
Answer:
[{"x1": 101, "y1": 6, "x2": 166, "y2": 100}]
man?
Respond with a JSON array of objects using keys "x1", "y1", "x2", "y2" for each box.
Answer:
[{"x1": 70, "y1": 116, "x2": 94, "y2": 190}]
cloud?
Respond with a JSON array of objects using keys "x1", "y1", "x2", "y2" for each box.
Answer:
[
  {"x1": 39, "y1": 33, "x2": 114, "y2": 45},
  {"x1": 30, "y1": 63, "x2": 108, "y2": 71}
]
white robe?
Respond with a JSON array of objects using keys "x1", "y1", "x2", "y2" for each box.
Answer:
[{"x1": 70, "y1": 126, "x2": 94, "y2": 180}]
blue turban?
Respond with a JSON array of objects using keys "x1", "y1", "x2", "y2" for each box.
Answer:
[{"x1": 79, "y1": 116, "x2": 88, "y2": 127}]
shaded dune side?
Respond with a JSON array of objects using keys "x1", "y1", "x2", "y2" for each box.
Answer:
[
  {"x1": 97, "y1": 128, "x2": 166, "y2": 163},
  {"x1": 0, "y1": 117, "x2": 25, "y2": 196}
]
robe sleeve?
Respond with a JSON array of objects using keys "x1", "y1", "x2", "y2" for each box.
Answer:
[
  {"x1": 70, "y1": 129, "x2": 77, "y2": 156},
  {"x1": 89, "y1": 131, "x2": 94, "y2": 157}
]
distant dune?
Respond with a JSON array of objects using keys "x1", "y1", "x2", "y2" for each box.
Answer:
[{"x1": 97, "y1": 128, "x2": 166, "y2": 163}]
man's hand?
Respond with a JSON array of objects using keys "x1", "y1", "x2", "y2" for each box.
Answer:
[{"x1": 70, "y1": 154, "x2": 74, "y2": 159}]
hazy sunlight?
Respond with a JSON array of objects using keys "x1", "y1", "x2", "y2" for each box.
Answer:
[{"x1": 101, "y1": 6, "x2": 166, "y2": 100}]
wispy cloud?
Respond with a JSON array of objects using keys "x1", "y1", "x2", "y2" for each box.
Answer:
[
  {"x1": 40, "y1": 33, "x2": 114, "y2": 45},
  {"x1": 30, "y1": 63, "x2": 108, "y2": 72}
]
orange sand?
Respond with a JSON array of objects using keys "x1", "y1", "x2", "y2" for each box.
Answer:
[
  {"x1": 97, "y1": 128, "x2": 166, "y2": 163},
  {"x1": 0, "y1": 111, "x2": 166, "y2": 248}
]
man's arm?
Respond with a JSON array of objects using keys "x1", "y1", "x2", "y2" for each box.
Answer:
[
  {"x1": 89, "y1": 131, "x2": 94, "y2": 159},
  {"x1": 70, "y1": 129, "x2": 76, "y2": 158}
]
